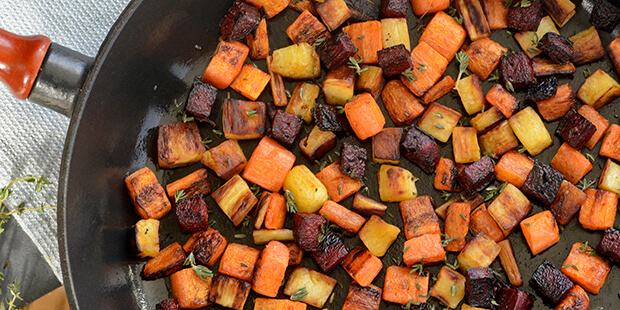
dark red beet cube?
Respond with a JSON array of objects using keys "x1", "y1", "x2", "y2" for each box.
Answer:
[
  {"x1": 310, "y1": 231, "x2": 349, "y2": 273},
  {"x1": 506, "y1": 1, "x2": 542, "y2": 31},
  {"x1": 340, "y1": 142, "x2": 367, "y2": 180},
  {"x1": 555, "y1": 108, "x2": 596, "y2": 150},
  {"x1": 312, "y1": 104, "x2": 349, "y2": 132},
  {"x1": 590, "y1": 0, "x2": 620, "y2": 32},
  {"x1": 539, "y1": 33, "x2": 574, "y2": 64},
  {"x1": 293, "y1": 213, "x2": 328, "y2": 252},
  {"x1": 381, "y1": 0, "x2": 408, "y2": 18},
  {"x1": 157, "y1": 299, "x2": 180, "y2": 310},
  {"x1": 175, "y1": 197, "x2": 210, "y2": 233},
  {"x1": 530, "y1": 261, "x2": 573, "y2": 304},
  {"x1": 466, "y1": 267, "x2": 500, "y2": 308},
  {"x1": 458, "y1": 156, "x2": 496, "y2": 196},
  {"x1": 378, "y1": 44, "x2": 413, "y2": 77},
  {"x1": 186, "y1": 81, "x2": 217, "y2": 119},
  {"x1": 317, "y1": 31, "x2": 359, "y2": 71},
  {"x1": 401, "y1": 127, "x2": 440, "y2": 174},
  {"x1": 500, "y1": 52, "x2": 535, "y2": 89},
  {"x1": 598, "y1": 228, "x2": 620, "y2": 265},
  {"x1": 496, "y1": 286, "x2": 535, "y2": 310},
  {"x1": 270, "y1": 110, "x2": 303, "y2": 148},
  {"x1": 522, "y1": 160, "x2": 563, "y2": 206},
  {"x1": 220, "y1": 0, "x2": 262, "y2": 42},
  {"x1": 525, "y1": 76, "x2": 557, "y2": 102}
]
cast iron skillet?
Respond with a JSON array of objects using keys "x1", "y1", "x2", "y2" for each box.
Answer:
[{"x1": 1, "y1": 0, "x2": 619, "y2": 309}]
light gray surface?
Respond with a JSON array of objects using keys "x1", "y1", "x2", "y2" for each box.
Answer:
[{"x1": 0, "y1": 0, "x2": 131, "y2": 281}]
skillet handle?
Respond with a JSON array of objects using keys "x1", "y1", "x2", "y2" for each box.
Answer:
[
  {"x1": 0, "y1": 28, "x2": 50, "y2": 100},
  {"x1": 0, "y1": 28, "x2": 94, "y2": 117}
]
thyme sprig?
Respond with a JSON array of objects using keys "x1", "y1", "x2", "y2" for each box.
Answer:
[
  {"x1": 347, "y1": 55, "x2": 369, "y2": 75},
  {"x1": 454, "y1": 51, "x2": 469, "y2": 90},
  {"x1": 184, "y1": 252, "x2": 214, "y2": 281},
  {"x1": 0, "y1": 176, "x2": 55, "y2": 235}
]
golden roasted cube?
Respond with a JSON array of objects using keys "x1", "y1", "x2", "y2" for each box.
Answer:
[
  {"x1": 478, "y1": 120, "x2": 519, "y2": 158},
  {"x1": 417, "y1": 102, "x2": 462, "y2": 143},
  {"x1": 469, "y1": 106, "x2": 504, "y2": 132},
  {"x1": 209, "y1": 274, "x2": 252, "y2": 309},
  {"x1": 378, "y1": 164, "x2": 418, "y2": 202},
  {"x1": 453, "y1": 126, "x2": 481, "y2": 164},
  {"x1": 430, "y1": 266, "x2": 466, "y2": 309},
  {"x1": 381, "y1": 18, "x2": 410, "y2": 50},
  {"x1": 569, "y1": 26, "x2": 605, "y2": 66},
  {"x1": 513, "y1": 16, "x2": 559, "y2": 58},
  {"x1": 576, "y1": 69, "x2": 620, "y2": 110},
  {"x1": 456, "y1": 74, "x2": 485, "y2": 115},
  {"x1": 286, "y1": 82, "x2": 320, "y2": 123},
  {"x1": 542, "y1": 0, "x2": 576, "y2": 27},
  {"x1": 358, "y1": 215, "x2": 400, "y2": 257},
  {"x1": 316, "y1": 0, "x2": 351, "y2": 31},
  {"x1": 322, "y1": 66, "x2": 356, "y2": 105},
  {"x1": 457, "y1": 232, "x2": 502, "y2": 271},
  {"x1": 599, "y1": 159, "x2": 620, "y2": 196},
  {"x1": 508, "y1": 106, "x2": 553, "y2": 156},
  {"x1": 488, "y1": 183, "x2": 532, "y2": 236},
  {"x1": 355, "y1": 65, "x2": 385, "y2": 100},
  {"x1": 157, "y1": 121, "x2": 206, "y2": 168},
  {"x1": 125, "y1": 167, "x2": 171, "y2": 219},
  {"x1": 212, "y1": 175, "x2": 258, "y2": 226},
  {"x1": 201, "y1": 140, "x2": 247, "y2": 180},
  {"x1": 271, "y1": 43, "x2": 321, "y2": 79},
  {"x1": 284, "y1": 267, "x2": 337, "y2": 308},
  {"x1": 135, "y1": 219, "x2": 160, "y2": 258},
  {"x1": 223, "y1": 99, "x2": 267, "y2": 140},
  {"x1": 283, "y1": 165, "x2": 329, "y2": 213},
  {"x1": 299, "y1": 125, "x2": 337, "y2": 161}
]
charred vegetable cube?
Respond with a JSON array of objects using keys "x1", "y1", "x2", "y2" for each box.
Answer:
[
  {"x1": 310, "y1": 231, "x2": 349, "y2": 273},
  {"x1": 532, "y1": 56, "x2": 576, "y2": 78},
  {"x1": 457, "y1": 233, "x2": 502, "y2": 271},
  {"x1": 299, "y1": 125, "x2": 337, "y2": 161},
  {"x1": 312, "y1": 104, "x2": 349, "y2": 133},
  {"x1": 478, "y1": 120, "x2": 520, "y2": 158},
  {"x1": 186, "y1": 81, "x2": 217, "y2": 120},
  {"x1": 220, "y1": 0, "x2": 262, "y2": 42},
  {"x1": 316, "y1": 0, "x2": 353, "y2": 31},
  {"x1": 170, "y1": 268, "x2": 212, "y2": 309},
  {"x1": 219, "y1": 243, "x2": 260, "y2": 282},
  {"x1": 526, "y1": 76, "x2": 557, "y2": 103},
  {"x1": 283, "y1": 267, "x2": 337, "y2": 308},
  {"x1": 175, "y1": 197, "x2": 209, "y2": 233},
  {"x1": 488, "y1": 183, "x2": 532, "y2": 236},
  {"x1": 458, "y1": 156, "x2": 496, "y2": 196},
  {"x1": 463, "y1": 38, "x2": 507, "y2": 81},
  {"x1": 340, "y1": 142, "x2": 367, "y2": 180},
  {"x1": 223, "y1": 99, "x2": 267, "y2": 140},
  {"x1": 135, "y1": 219, "x2": 160, "y2": 258},
  {"x1": 382, "y1": 80, "x2": 425, "y2": 126},
  {"x1": 465, "y1": 267, "x2": 499, "y2": 308},
  {"x1": 590, "y1": 0, "x2": 620, "y2": 32},
  {"x1": 158, "y1": 121, "x2": 206, "y2": 169},
  {"x1": 576, "y1": 68, "x2": 620, "y2": 109},
  {"x1": 599, "y1": 158, "x2": 620, "y2": 196},
  {"x1": 345, "y1": 0, "x2": 380, "y2": 22},
  {"x1": 183, "y1": 228, "x2": 227, "y2": 266},
  {"x1": 209, "y1": 274, "x2": 251, "y2": 309},
  {"x1": 569, "y1": 26, "x2": 606, "y2": 66},
  {"x1": 316, "y1": 161, "x2": 364, "y2": 203},
  {"x1": 377, "y1": 44, "x2": 413, "y2": 77},
  {"x1": 555, "y1": 108, "x2": 596, "y2": 150},
  {"x1": 125, "y1": 167, "x2": 172, "y2": 219},
  {"x1": 341, "y1": 247, "x2": 385, "y2": 283},
  {"x1": 522, "y1": 160, "x2": 563, "y2": 206},
  {"x1": 317, "y1": 31, "x2": 358, "y2": 71},
  {"x1": 270, "y1": 110, "x2": 303, "y2": 148},
  {"x1": 212, "y1": 175, "x2": 258, "y2": 226},
  {"x1": 356, "y1": 65, "x2": 386, "y2": 99},
  {"x1": 342, "y1": 283, "x2": 382, "y2": 310},
  {"x1": 166, "y1": 168, "x2": 212, "y2": 202},
  {"x1": 352, "y1": 193, "x2": 388, "y2": 217},
  {"x1": 513, "y1": 16, "x2": 558, "y2": 59},
  {"x1": 541, "y1": 0, "x2": 576, "y2": 27},
  {"x1": 201, "y1": 140, "x2": 247, "y2": 180},
  {"x1": 143, "y1": 242, "x2": 186, "y2": 280},
  {"x1": 506, "y1": 1, "x2": 542, "y2": 31},
  {"x1": 538, "y1": 33, "x2": 574, "y2": 64},
  {"x1": 373, "y1": 127, "x2": 403, "y2": 164},
  {"x1": 456, "y1": 0, "x2": 491, "y2": 41},
  {"x1": 496, "y1": 286, "x2": 535, "y2": 310},
  {"x1": 430, "y1": 266, "x2": 466, "y2": 308},
  {"x1": 549, "y1": 180, "x2": 587, "y2": 225},
  {"x1": 287, "y1": 10, "x2": 329, "y2": 45},
  {"x1": 500, "y1": 52, "x2": 535, "y2": 89},
  {"x1": 434, "y1": 158, "x2": 461, "y2": 192},
  {"x1": 453, "y1": 126, "x2": 481, "y2": 164},
  {"x1": 324, "y1": 66, "x2": 356, "y2": 106},
  {"x1": 401, "y1": 127, "x2": 440, "y2": 174},
  {"x1": 536, "y1": 84, "x2": 576, "y2": 122},
  {"x1": 293, "y1": 213, "x2": 327, "y2": 252},
  {"x1": 157, "y1": 299, "x2": 180, "y2": 310},
  {"x1": 530, "y1": 261, "x2": 573, "y2": 304},
  {"x1": 555, "y1": 285, "x2": 590, "y2": 310},
  {"x1": 381, "y1": 0, "x2": 407, "y2": 18},
  {"x1": 285, "y1": 241, "x2": 304, "y2": 266},
  {"x1": 597, "y1": 228, "x2": 620, "y2": 265}
]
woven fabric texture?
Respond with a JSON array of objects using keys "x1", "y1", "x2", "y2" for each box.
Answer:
[{"x1": 0, "y1": 0, "x2": 131, "y2": 281}]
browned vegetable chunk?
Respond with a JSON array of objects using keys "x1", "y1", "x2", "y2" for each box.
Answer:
[
  {"x1": 317, "y1": 31, "x2": 358, "y2": 70},
  {"x1": 220, "y1": 0, "x2": 262, "y2": 42},
  {"x1": 549, "y1": 180, "x2": 587, "y2": 225},
  {"x1": 541, "y1": 0, "x2": 576, "y2": 27},
  {"x1": 377, "y1": 44, "x2": 413, "y2": 77},
  {"x1": 222, "y1": 99, "x2": 267, "y2": 140},
  {"x1": 351, "y1": 193, "x2": 388, "y2": 217},
  {"x1": 312, "y1": 104, "x2": 349, "y2": 132},
  {"x1": 186, "y1": 81, "x2": 217, "y2": 120},
  {"x1": 270, "y1": 110, "x2": 303, "y2": 148},
  {"x1": 506, "y1": 1, "x2": 542, "y2": 31},
  {"x1": 500, "y1": 52, "x2": 535, "y2": 89},
  {"x1": 175, "y1": 197, "x2": 209, "y2": 233},
  {"x1": 458, "y1": 156, "x2": 496, "y2": 196},
  {"x1": 287, "y1": 10, "x2": 329, "y2": 44},
  {"x1": 456, "y1": 0, "x2": 491, "y2": 41},
  {"x1": 555, "y1": 108, "x2": 596, "y2": 150},
  {"x1": 293, "y1": 213, "x2": 327, "y2": 252},
  {"x1": 597, "y1": 228, "x2": 620, "y2": 265},
  {"x1": 532, "y1": 56, "x2": 576, "y2": 77},
  {"x1": 345, "y1": 0, "x2": 380, "y2": 22},
  {"x1": 158, "y1": 121, "x2": 206, "y2": 169},
  {"x1": 466, "y1": 267, "x2": 499, "y2": 308},
  {"x1": 316, "y1": 0, "x2": 353, "y2": 31},
  {"x1": 310, "y1": 231, "x2": 349, "y2": 272},
  {"x1": 382, "y1": 80, "x2": 425, "y2": 126},
  {"x1": 341, "y1": 142, "x2": 367, "y2": 180},
  {"x1": 401, "y1": 127, "x2": 440, "y2": 174},
  {"x1": 299, "y1": 125, "x2": 337, "y2": 161},
  {"x1": 496, "y1": 286, "x2": 535, "y2": 310},
  {"x1": 569, "y1": 26, "x2": 605, "y2": 66},
  {"x1": 372, "y1": 127, "x2": 403, "y2": 164},
  {"x1": 183, "y1": 228, "x2": 227, "y2": 266},
  {"x1": 590, "y1": 0, "x2": 620, "y2": 32},
  {"x1": 125, "y1": 167, "x2": 172, "y2": 220},
  {"x1": 143, "y1": 242, "x2": 186, "y2": 280},
  {"x1": 526, "y1": 76, "x2": 557, "y2": 102},
  {"x1": 209, "y1": 274, "x2": 251, "y2": 309},
  {"x1": 538, "y1": 33, "x2": 574, "y2": 64},
  {"x1": 522, "y1": 160, "x2": 563, "y2": 206},
  {"x1": 530, "y1": 261, "x2": 573, "y2": 304},
  {"x1": 343, "y1": 282, "x2": 382, "y2": 310},
  {"x1": 381, "y1": 0, "x2": 407, "y2": 18}
]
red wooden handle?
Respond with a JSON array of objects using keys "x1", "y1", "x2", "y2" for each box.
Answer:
[{"x1": 0, "y1": 28, "x2": 50, "y2": 100}]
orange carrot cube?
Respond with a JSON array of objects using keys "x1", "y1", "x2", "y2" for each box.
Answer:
[
  {"x1": 230, "y1": 64, "x2": 271, "y2": 101},
  {"x1": 341, "y1": 246, "x2": 383, "y2": 287},
  {"x1": 444, "y1": 202, "x2": 471, "y2": 252},
  {"x1": 246, "y1": 0, "x2": 288, "y2": 18},
  {"x1": 410, "y1": 0, "x2": 450, "y2": 15},
  {"x1": 599, "y1": 123, "x2": 620, "y2": 161},
  {"x1": 166, "y1": 168, "x2": 211, "y2": 201},
  {"x1": 319, "y1": 200, "x2": 366, "y2": 236},
  {"x1": 403, "y1": 232, "x2": 446, "y2": 266},
  {"x1": 494, "y1": 150, "x2": 534, "y2": 188},
  {"x1": 463, "y1": 38, "x2": 507, "y2": 80},
  {"x1": 254, "y1": 298, "x2": 307, "y2": 310},
  {"x1": 383, "y1": 266, "x2": 430, "y2": 305},
  {"x1": 345, "y1": 93, "x2": 386, "y2": 140},
  {"x1": 520, "y1": 210, "x2": 560, "y2": 255},
  {"x1": 170, "y1": 268, "x2": 213, "y2": 309},
  {"x1": 253, "y1": 241, "x2": 290, "y2": 297},
  {"x1": 343, "y1": 21, "x2": 383, "y2": 64},
  {"x1": 401, "y1": 42, "x2": 449, "y2": 96},
  {"x1": 579, "y1": 188, "x2": 618, "y2": 230},
  {"x1": 219, "y1": 243, "x2": 261, "y2": 282},
  {"x1": 242, "y1": 136, "x2": 296, "y2": 192},
  {"x1": 486, "y1": 84, "x2": 518, "y2": 118},
  {"x1": 419, "y1": 11, "x2": 467, "y2": 61},
  {"x1": 246, "y1": 19, "x2": 269, "y2": 60},
  {"x1": 315, "y1": 160, "x2": 364, "y2": 202},
  {"x1": 400, "y1": 196, "x2": 441, "y2": 239},
  {"x1": 434, "y1": 158, "x2": 460, "y2": 192},
  {"x1": 536, "y1": 84, "x2": 576, "y2": 122},
  {"x1": 382, "y1": 80, "x2": 425, "y2": 126},
  {"x1": 550, "y1": 143, "x2": 592, "y2": 184},
  {"x1": 125, "y1": 167, "x2": 171, "y2": 219},
  {"x1": 469, "y1": 204, "x2": 505, "y2": 243},
  {"x1": 561, "y1": 242, "x2": 612, "y2": 294},
  {"x1": 202, "y1": 40, "x2": 249, "y2": 89}
]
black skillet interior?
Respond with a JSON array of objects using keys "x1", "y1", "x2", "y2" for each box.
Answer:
[{"x1": 59, "y1": 0, "x2": 620, "y2": 309}]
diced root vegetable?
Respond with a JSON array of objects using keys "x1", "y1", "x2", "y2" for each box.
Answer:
[
  {"x1": 401, "y1": 42, "x2": 449, "y2": 97},
  {"x1": 497, "y1": 239, "x2": 523, "y2": 286},
  {"x1": 579, "y1": 188, "x2": 617, "y2": 231},
  {"x1": 125, "y1": 167, "x2": 172, "y2": 220},
  {"x1": 143, "y1": 242, "x2": 186, "y2": 280},
  {"x1": 508, "y1": 106, "x2": 553, "y2": 156},
  {"x1": 359, "y1": 215, "x2": 401, "y2": 257},
  {"x1": 283, "y1": 267, "x2": 337, "y2": 308},
  {"x1": 430, "y1": 266, "x2": 466, "y2": 308},
  {"x1": 417, "y1": 102, "x2": 462, "y2": 143},
  {"x1": 455, "y1": 0, "x2": 491, "y2": 41},
  {"x1": 487, "y1": 183, "x2": 531, "y2": 236},
  {"x1": 541, "y1": 0, "x2": 576, "y2": 27},
  {"x1": 283, "y1": 165, "x2": 329, "y2": 214},
  {"x1": 382, "y1": 80, "x2": 425, "y2": 126},
  {"x1": 158, "y1": 121, "x2": 206, "y2": 169},
  {"x1": 561, "y1": 242, "x2": 612, "y2": 294},
  {"x1": 550, "y1": 143, "x2": 592, "y2": 184},
  {"x1": 457, "y1": 233, "x2": 501, "y2": 272},
  {"x1": 212, "y1": 175, "x2": 258, "y2": 226},
  {"x1": 382, "y1": 266, "x2": 430, "y2": 305},
  {"x1": 549, "y1": 180, "x2": 587, "y2": 225},
  {"x1": 418, "y1": 11, "x2": 466, "y2": 61},
  {"x1": 378, "y1": 164, "x2": 418, "y2": 202},
  {"x1": 456, "y1": 74, "x2": 485, "y2": 115},
  {"x1": 521, "y1": 210, "x2": 561, "y2": 255},
  {"x1": 530, "y1": 260, "x2": 573, "y2": 304}
]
